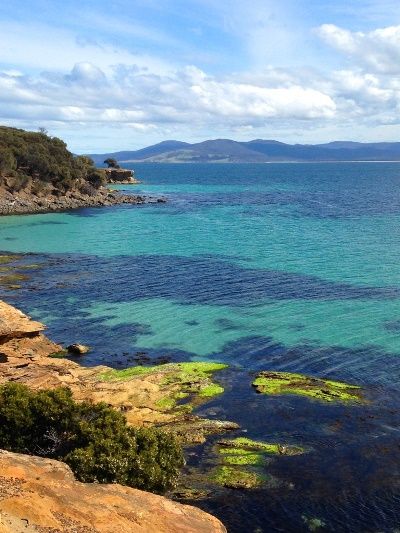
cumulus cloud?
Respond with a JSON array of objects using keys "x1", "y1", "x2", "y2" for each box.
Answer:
[
  {"x1": 3, "y1": 10, "x2": 400, "y2": 149},
  {"x1": 317, "y1": 23, "x2": 400, "y2": 73},
  {"x1": 0, "y1": 63, "x2": 337, "y2": 132}
]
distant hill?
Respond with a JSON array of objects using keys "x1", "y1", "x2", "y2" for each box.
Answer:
[{"x1": 88, "y1": 139, "x2": 400, "y2": 164}]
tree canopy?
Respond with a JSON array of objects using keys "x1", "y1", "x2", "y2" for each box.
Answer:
[
  {"x1": 0, "y1": 126, "x2": 105, "y2": 193},
  {"x1": 104, "y1": 157, "x2": 120, "y2": 169}
]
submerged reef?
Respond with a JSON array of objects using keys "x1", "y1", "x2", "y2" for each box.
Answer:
[
  {"x1": 252, "y1": 371, "x2": 363, "y2": 403},
  {"x1": 0, "y1": 253, "x2": 40, "y2": 290}
]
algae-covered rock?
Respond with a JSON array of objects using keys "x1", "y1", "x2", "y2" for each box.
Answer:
[
  {"x1": 252, "y1": 371, "x2": 363, "y2": 403},
  {"x1": 162, "y1": 416, "x2": 240, "y2": 445},
  {"x1": 100, "y1": 362, "x2": 227, "y2": 413},
  {"x1": 210, "y1": 436, "x2": 304, "y2": 490},
  {"x1": 217, "y1": 437, "x2": 305, "y2": 456},
  {"x1": 211, "y1": 465, "x2": 267, "y2": 489}
]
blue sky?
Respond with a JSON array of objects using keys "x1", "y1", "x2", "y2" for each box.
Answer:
[{"x1": 1, "y1": 0, "x2": 400, "y2": 151}]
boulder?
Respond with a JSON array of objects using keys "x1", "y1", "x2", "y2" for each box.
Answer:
[{"x1": 67, "y1": 343, "x2": 90, "y2": 355}]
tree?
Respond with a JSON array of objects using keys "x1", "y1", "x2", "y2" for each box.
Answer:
[{"x1": 104, "y1": 157, "x2": 120, "y2": 169}]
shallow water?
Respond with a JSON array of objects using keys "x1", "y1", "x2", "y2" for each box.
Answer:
[{"x1": 1, "y1": 163, "x2": 399, "y2": 531}]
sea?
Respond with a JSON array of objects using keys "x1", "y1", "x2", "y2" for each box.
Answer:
[{"x1": 0, "y1": 162, "x2": 399, "y2": 532}]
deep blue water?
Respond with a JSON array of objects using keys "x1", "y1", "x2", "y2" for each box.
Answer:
[{"x1": 0, "y1": 163, "x2": 400, "y2": 532}]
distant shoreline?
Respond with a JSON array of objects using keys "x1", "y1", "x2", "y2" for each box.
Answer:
[{"x1": 118, "y1": 160, "x2": 400, "y2": 164}]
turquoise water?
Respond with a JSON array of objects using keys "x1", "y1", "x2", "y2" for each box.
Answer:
[
  {"x1": 2, "y1": 163, "x2": 400, "y2": 365},
  {"x1": 1, "y1": 163, "x2": 400, "y2": 531}
]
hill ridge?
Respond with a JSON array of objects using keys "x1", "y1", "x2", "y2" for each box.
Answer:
[{"x1": 88, "y1": 139, "x2": 400, "y2": 164}]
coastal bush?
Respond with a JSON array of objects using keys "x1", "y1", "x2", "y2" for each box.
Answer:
[
  {"x1": 0, "y1": 126, "x2": 103, "y2": 194},
  {"x1": 0, "y1": 383, "x2": 184, "y2": 494},
  {"x1": 104, "y1": 157, "x2": 120, "y2": 169}
]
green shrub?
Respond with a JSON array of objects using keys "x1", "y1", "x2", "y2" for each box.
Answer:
[{"x1": 0, "y1": 383, "x2": 184, "y2": 494}]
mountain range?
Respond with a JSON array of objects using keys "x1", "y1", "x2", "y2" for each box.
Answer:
[{"x1": 88, "y1": 139, "x2": 400, "y2": 164}]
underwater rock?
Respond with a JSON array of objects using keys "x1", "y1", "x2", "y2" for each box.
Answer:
[{"x1": 252, "y1": 371, "x2": 363, "y2": 403}]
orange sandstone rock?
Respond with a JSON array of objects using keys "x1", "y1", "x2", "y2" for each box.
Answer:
[{"x1": 0, "y1": 450, "x2": 226, "y2": 533}]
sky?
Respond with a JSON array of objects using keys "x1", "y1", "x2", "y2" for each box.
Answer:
[{"x1": 1, "y1": 0, "x2": 400, "y2": 152}]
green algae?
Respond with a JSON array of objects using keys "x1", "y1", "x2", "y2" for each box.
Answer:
[
  {"x1": 212, "y1": 465, "x2": 267, "y2": 489},
  {"x1": 218, "y1": 437, "x2": 305, "y2": 456},
  {"x1": 198, "y1": 383, "x2": 224, "y2": 397},
  {"x1": 210, "y1": 435, "x2": 305, "y2": 489},
  {"x1": 100, "y1": 362, "x2": 227, "y2": 383},
  {"x1": 48, "y1": 351, "x2": 68, "y2": 359},
  {"x1": 99, "y1": 362, "x2": 227, "y2": 413},
  {"x1": 252, "y1": 371, "x2": 363, "y2": 403},
  {"x1": 220, "y1": 449, "x2": 266, "y2": 466},
  {"x1": 99, "y1": 365, "x2": 156, "y2": 380}
]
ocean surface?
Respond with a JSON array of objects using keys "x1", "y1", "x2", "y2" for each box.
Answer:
[{"x1": 0, "y1": 163, "x2": 399, "y2": 532}]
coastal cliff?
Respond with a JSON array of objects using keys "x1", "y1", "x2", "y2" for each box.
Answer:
[
  {"x1": 0, "y1": 450, "x2": 226, "y2": 533},
  {"x1": 0, "y1": 300, "x2": 227, "y2": 532}
]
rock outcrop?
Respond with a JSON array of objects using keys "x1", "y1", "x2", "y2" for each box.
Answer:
[
  {"x1": 0, "y1": 186, "x2": 146, "y2": 216},
  {"x1": 0, "y1": 450, "x2": 226, "y2": 533},
  {"x1": 104, "y1": 168, "x2": 141, "y2": 184},
  {"x1": 0, "y1": 299, "x2": 229, "y2": 531}
]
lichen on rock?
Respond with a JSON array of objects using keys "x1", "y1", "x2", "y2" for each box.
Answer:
[{"x1": 252, "y1": 371, "x2": 363, "y2": 403}]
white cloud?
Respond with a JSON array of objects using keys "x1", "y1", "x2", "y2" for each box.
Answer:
[
  {"x1": 317, "y1": 23, "x2": 400, "y2": 73},
  {"x1": 0, "y1": 63, "x2": 337, "y2": 133}
]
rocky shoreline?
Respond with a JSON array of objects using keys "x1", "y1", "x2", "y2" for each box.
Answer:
[
  {"x1": 0, "y1": 187, "x2": 164, "y2": 216},
  {"x1": 0, "y1": 299, "x2": 227, "y2": 532}
]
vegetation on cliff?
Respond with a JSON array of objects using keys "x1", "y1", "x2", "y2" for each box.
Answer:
[
  {"x1": 0, "y1": 126, "x2": 105, "y2": 194},
  {"x1": 0, "y1": 383, "x2": 183, "y2": 494}
]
